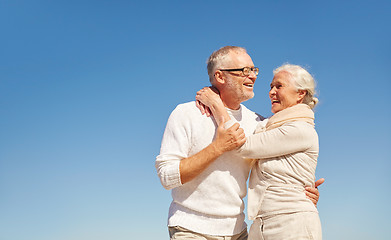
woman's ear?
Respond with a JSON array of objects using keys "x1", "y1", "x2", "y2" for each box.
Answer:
[{"x1": 297, "y1": 89, "x2": 307, "y2": 103}]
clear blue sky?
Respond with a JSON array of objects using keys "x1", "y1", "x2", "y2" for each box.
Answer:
[{"x1": 1, "y1": 1, "x2": 390, "y2": 239}]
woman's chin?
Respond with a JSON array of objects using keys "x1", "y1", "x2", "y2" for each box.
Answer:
[{"x1": 271, "y1": 105, "x2": 280, "y2": 114}]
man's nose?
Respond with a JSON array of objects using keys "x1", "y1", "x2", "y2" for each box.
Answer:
[{"x1": 248, "y1": 71, "x2": 257, "y2": 80}]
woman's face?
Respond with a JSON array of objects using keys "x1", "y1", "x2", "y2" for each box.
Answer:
[{"x1": 269, "y1": 71, "x2": 303, "y2": 113}]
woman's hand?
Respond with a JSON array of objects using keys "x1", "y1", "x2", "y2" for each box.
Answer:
[
  {"x1": 195, "y1": 98, "x2": 212, "y2": 117},
  {"x1": 305, "y1": 178, "x2": 325, "y2": 207},
  {"x1": 212, "y1": 118, "x2": 246, "y2": 154},
  {"x1": 196, "y1": 87, "x2": 229, "y2": 125},
  {"x1": 196, "y1": 87, "x2": 221, "y2": 117},
  {"x1": 196, "y1": 87, "x2": 223, "y2": 112}
]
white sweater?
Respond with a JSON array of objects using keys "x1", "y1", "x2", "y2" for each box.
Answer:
[{"x1": 156, "y1": 101, "x2": 263, "y2": 236}]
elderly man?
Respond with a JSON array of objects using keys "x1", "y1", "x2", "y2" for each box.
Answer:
[{"x1": 156, "y1": 46, "x2": 322, "y2": 240}]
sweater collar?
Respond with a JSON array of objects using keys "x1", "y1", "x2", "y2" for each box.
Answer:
[{"x1": 226, "y1": 105, "x2": 243, "y2": 120}]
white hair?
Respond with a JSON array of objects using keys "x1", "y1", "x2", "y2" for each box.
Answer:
[{"x1": 273, "y1": 64, "x2": 319, "y2": 109}]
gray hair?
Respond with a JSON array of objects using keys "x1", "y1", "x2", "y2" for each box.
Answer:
[
  {"x1": 273, "y1": 64, "x2": 319, "y2": 109},
  {"x1": 207, "y1": 46, "x2": 247, "y2": 84}
]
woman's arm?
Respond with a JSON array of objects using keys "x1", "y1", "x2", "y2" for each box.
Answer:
[{"x1": 238, "y1": 121, "x2": 318, "y2": 159}]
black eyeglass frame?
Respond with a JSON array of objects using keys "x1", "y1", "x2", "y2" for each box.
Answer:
[{"x1": 219, "y1": 67, "x2": 259, "y2": 76}]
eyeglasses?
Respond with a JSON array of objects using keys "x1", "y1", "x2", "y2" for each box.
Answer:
[{"x1": 220, "y1": 67, "x2": 259, "y2": 76}]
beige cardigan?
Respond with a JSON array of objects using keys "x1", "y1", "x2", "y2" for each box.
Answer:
[{"x1": 237, "y1": 104, "x2": 319, "y2": 220}]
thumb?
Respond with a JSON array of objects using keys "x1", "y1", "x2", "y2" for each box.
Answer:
[{"x1": 315, "y1": 178, "x2": 325, "y2": 188}]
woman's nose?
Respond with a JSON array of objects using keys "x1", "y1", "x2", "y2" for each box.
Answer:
[{"x1": 269, "y1": 87, "x2": 276, "y2": 96}]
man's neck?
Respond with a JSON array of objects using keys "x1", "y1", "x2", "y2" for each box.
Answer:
[
  {"x1": 222, "y1": 99, "x2": 241, "y2": 110},
  {"x1": 219, "y1": 92, "x2": 242, "y2": 110}
]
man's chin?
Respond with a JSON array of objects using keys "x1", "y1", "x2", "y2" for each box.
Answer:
[{"x1": 240, "y1": 93, "x2": 254, "y2": 103}]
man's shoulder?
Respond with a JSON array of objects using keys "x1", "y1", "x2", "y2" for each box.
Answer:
[
  {"x1": 171, "y1": 101, "x2": 199, "y2": 114},
  {"x1": 165, "y1": 101, "x2": 214, "y2": 131},
  {"x1": 174, "y1": 101, "x2": 197, "y2": 109},
  {"x1": 168, "y1": 101, "x2": 203, "y2": 121}
]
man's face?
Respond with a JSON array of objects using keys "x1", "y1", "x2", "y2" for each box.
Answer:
[{"x1": 220, "y1": 52, "x2": 257, "y2": 104}]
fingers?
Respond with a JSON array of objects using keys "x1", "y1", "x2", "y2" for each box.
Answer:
[
  {"x1": 205, "y1": 106, "x2": 212, "y2": 117},
  {"x1": 215, "y1": 132, "x2": 245, "y2": 153},
  {"x1": 196, "y1": 88, "x2": 211, "y2": 107},
  {"x1": 196, "y1": 87, "x2": 214, "y2": 115},
  {"x1": 220, "y1": 123, "x2": 245, "y2": 142},
  {"x1": 305, "y1": 192, "x2": 319, "y2": 206},
  {"x1": 305, "y1": 186, "x2": 319, "y2": 196},
  {"x1": 197, "y1": 87, "x2": 212, "y2": 95},
  {"x1": 305, "y1": 178, "x2": 324, "y2": 207},
  {"x1": 315, "y1": 178, "x2": 325, "y2": 188},
  {"x1": 198, "y1": 87, "x2": 218, "y2": 97},
  {"x1": 228, "y1": 122, "x2": 241, "y2": 131},
  {"x1": 227, "y1": 123, "x2": 245, "y2": 147},
  {"x1": 237, "y1": 131, "x2": 246, "y2": 147},
  {"x1": 305, "y1": 186, "x2": 320, "y2": 207},
  {"x1": 196, "y1": 100, "x2": 206, "y2": 115},
  {"x1": 197, "y1": 86, "x2": 210, "y2": 93}
]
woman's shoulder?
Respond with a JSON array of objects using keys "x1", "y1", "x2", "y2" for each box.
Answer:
[{"x1": 282, "y1": 121, "x2": 318, "y2": 139}]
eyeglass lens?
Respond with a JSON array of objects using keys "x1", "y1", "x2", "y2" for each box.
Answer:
[{"x1": 244, "y1": 67, "x2": 259, "y2": 76}]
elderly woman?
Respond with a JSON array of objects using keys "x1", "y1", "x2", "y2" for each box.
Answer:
[{"x1": 196, "y1": 64, "x2": 322, "y2": 240}]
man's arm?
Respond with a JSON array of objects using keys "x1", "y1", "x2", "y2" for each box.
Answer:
[
  {"x1": 179, "y1": 121, "x2": 245, "y2": 184},
  {"x1": 156, "y1": 104, "x2": 245, "y2": 189}
]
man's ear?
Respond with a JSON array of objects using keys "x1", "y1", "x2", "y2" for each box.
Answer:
[{"x1": 214, "y1": 70, "x2": 225, "y2": 84}]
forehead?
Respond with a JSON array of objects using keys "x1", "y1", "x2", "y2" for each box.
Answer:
[
  {"x1": 271, "y1": 71, "x2": 293, "y2": 84},
  {"x1": 224, "y1": 51, "x2": 254, "y2": 68}
]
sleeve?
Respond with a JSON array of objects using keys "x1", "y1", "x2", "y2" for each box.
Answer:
[
  {"x1": 223, "y1": 119, "x2": 236, "y2": 129},
  {"x1": 155, "y1": 105, "x2": 191, "y2": 190},
  {"x1": 237, "y1": 121, "x2": 316, "y2": 159}
]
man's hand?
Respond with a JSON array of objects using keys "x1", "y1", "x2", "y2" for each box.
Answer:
[
  {"x1": 179, "y1": 117, "x2": 245, "y2": 185},
  {"x1": 213, "y1": 119, "x2": 246, "y2": 153},
  {"x1": 305, "y1": 178, "x2": 325, "y2": 207}
]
